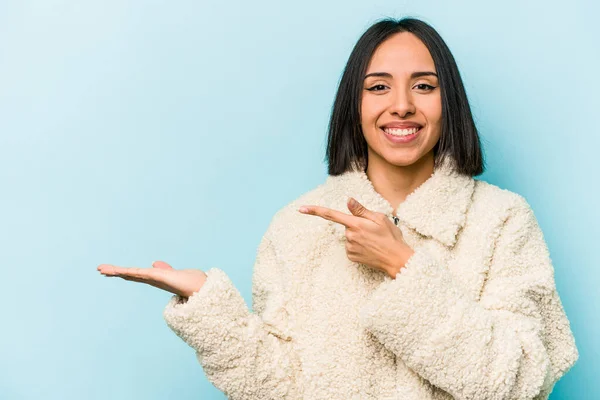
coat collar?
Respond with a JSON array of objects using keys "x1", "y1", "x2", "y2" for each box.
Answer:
[{"x1": 323, "y1": 156, "x2": 475, "y2": 248}]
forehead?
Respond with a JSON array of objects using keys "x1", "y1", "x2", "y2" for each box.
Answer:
[{"x1": 366, "y1": 32, "x2": 435, "y2": 73}]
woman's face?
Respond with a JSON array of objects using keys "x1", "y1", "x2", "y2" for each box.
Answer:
[{"x1": 360, "y1": 32, "x2": 442, "y2": 168}]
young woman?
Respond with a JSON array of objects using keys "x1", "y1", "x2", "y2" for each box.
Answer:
[{"x1": 98, "y1": 17, "x2": 579, "y2": 399}]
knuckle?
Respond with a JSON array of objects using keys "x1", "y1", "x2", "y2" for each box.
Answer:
[{"x1": 346, "y1": 244, "x2": 354, "y2": 256}]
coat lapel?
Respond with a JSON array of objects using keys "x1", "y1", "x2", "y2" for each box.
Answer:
[{"x1": 324, "y1": 156, "x2": 475, "y2": 249}]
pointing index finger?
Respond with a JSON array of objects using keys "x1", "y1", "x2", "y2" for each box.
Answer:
[{"x1": 299, "y1": 205, "x2": 356, "y2": 228}]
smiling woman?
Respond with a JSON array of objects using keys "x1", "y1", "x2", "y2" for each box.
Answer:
[{"x1": 98, "y1": 17, "x2": 578, "y2": 400}]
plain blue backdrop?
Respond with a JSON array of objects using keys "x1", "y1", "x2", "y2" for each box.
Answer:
[{"x1": 0, "y1": 1, "x2": 597, "y2": 399}]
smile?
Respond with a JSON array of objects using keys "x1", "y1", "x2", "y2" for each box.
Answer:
[
  {"x1": 383, "y1": 127, "x2": 420, "y2": 136},
  {"x1": 381, "y1": 126, "x2": 423, "y2": 144}
]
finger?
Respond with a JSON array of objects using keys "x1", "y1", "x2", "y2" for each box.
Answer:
[
  {"x1": 118, "y1": 275, "x2": 165, "y2": 289},
  {"x1": 347, "y1": 197, "x2": 381, "y2": 222},
  {"x1": 298, "y1": 205, "x2": 357, "y2": 228},
  {"x1": 152, "y1": 261, "x2": 173, "y2": 270},
  {"x1": 98, "y1": 264, "x2": 155, "y2": 279},
  {"x1": 97, "y1": 264, "x2": 120, "y2": 276},
  {"x1": 119, "y1": 276, "x2": 147, "y2": 283}
]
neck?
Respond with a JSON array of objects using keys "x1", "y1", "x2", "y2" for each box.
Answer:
[{"x1": 365, "y1": 152, "x2": 435, "y2": 216}]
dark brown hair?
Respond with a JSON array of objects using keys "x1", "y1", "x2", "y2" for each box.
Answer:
[{"x1": 325, "y1": 17, "x2": 485, "y2": 176}]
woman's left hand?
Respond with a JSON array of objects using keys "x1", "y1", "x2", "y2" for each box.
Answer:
[{"x1": 298, "y1": 197, "x2": 414, "y2": 278}]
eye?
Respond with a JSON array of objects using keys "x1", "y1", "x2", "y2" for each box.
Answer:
[
  {"x1": 414, "y1": 83, "x2": 436, "y2": 91},
  {"x1": 366, "y1": 84, "x2": 389, "y2": 92}
]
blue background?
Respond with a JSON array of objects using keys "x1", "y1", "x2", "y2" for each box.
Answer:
[{"x1": 0, "y1": 1, "x2": 597, "y2": 399}]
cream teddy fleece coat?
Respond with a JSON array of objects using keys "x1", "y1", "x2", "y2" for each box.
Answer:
[{"x1": 163, "y1": 157, "x2": 578, "y2": 400}]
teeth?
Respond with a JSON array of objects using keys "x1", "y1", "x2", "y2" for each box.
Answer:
[{"x1": 384, "y1": 127, "x2": 420, "y2": 136}]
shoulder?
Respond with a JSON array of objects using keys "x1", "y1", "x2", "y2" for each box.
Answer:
[
  {"x1": 471, "y1": 178, "x2": 535, "y2": 220},
  {"x1": 469, "y1": 179, "x2": 545, "y2": 255},
  {"x1": 262, "y1": 177, "x2": 342, "y2": 251}
]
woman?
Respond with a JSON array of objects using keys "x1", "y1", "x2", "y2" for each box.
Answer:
[{"x1": 97, "y1": 17, "x2": 579, "y2": 399}]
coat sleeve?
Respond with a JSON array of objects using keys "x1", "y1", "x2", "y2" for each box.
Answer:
[
  {"x1": 359, "y1": 196, "x2": 579, "y2": 400},
  {"x1": 162, "y1": 219, "x2": 302, "y2": 399}
]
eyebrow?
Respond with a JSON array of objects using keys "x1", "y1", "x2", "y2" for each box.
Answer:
[{"x1": 364, "y1": 71, "x2": 438, "y2": 79}]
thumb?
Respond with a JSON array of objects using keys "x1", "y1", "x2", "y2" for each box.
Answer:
[
  {"x1": 347, "y1": 197, "x2": 378, "y2": 221},
  {"x1": 152, "y1": 260, "x2": 174, "y2": 270}
]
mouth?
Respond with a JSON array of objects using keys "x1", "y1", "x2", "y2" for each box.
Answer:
[
  {"x1": 381, "y1": 126, "x2": 422, "y2": 135},
  {"x1": 380, "y1": 126, "x2": 423, "y2": 143}
]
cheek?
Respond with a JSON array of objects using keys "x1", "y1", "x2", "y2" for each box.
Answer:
[
  {"x1": 361, "y1": 97, "x2": 385, "y2": 124},
  {"x1": 424, "y1": 98, "x2": 442, "y2": 144},
  {"x1": 422, "y1": 95, "x2": 442, "y2": 123},
  {"x1": 360, "y1": 101, "x2": 371, "y2": 124}
]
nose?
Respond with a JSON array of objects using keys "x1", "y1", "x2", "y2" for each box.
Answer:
[{"x1": 389, "y1": 87, "x2": 416, "y2": 117}]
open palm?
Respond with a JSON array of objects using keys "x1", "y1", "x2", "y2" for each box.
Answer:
[{"x1": 97, "y1": 261, "x2": 207, "y2": 299}]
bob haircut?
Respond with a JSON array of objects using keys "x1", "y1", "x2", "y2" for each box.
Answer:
[{"x1": 325, "y1": 17, "x2": 485, "y2": 177}]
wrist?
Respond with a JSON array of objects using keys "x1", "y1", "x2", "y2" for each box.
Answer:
[{"x1": 386, "y1": 246, "x2": 414, "y2": 279}]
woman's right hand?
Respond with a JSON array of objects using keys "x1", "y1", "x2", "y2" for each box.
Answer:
[{"x1": 97, "y1": 261, "x2": 208, "y2": 299}]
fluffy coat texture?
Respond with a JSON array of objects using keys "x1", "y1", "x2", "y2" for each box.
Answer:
[{"x1": 163, "y1": 157, "x2": 578, "y2": 399}]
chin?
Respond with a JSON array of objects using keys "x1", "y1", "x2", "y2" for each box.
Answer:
[
  {"x1": 381, "y1": 149, "x2": 422, "y2": 165},
  {"x1": 392, "y1": 159, "x2": 420, "y2": 168}
]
